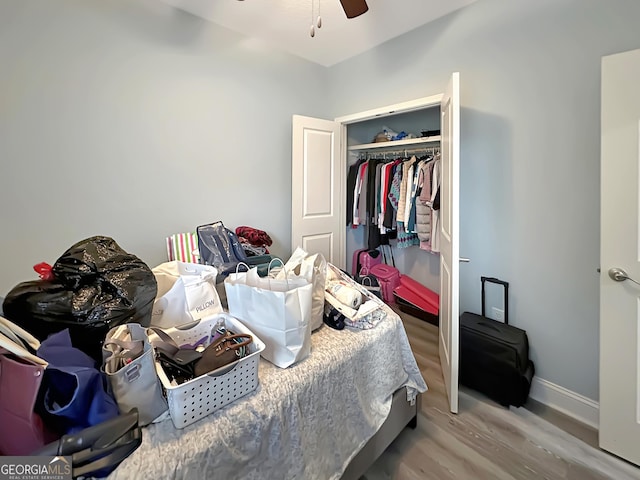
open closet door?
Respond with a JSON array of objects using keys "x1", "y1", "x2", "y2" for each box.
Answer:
[
  {"x1": 600, "y1": 48, "x2": 640, "y2": 466},
  {"x1": 439, "y1": 72, "x2": 461, "y2": 414},
  {"x1": 291, "y1": 115, "x2": 344, "y2": 266}
]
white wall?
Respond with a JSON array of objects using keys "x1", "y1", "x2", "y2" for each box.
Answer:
[
  {"x1": 327, "y1": 0, "x2": 640, "y2": 401},
  {"x1": 0, "y1": 0, "x2": 329, "y2": 295}
]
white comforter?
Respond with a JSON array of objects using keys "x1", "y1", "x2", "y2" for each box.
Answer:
[{"x1": 108, "y1": 307, "x2": 427, "y2": 480}]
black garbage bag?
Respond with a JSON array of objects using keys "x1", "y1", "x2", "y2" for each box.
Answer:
[{"x1": 2, "y1": 236, "x2": 157, "y2": 362}]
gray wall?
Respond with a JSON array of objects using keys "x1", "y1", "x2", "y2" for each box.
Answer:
[
  {"x1": 327, "y1": 0, "x2": 640, "y2": 401},
  {"x1": 2, "y1": 0, "x2": 639, "y2": 402},
  {"x1": 0, "y1": 0, "x2": 328, "y2": 295}
]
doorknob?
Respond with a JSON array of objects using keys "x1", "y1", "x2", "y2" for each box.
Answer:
[
  {"x1": 608, "y1": 267, "x2": 640, "y2": 286},
  {"x1": 460, "y1": 257, "x2": 470, "y2": 263}
]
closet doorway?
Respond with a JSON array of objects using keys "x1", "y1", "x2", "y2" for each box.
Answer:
[{"x1": 291, "y1": 73, "x2": 461, "y2": 413}]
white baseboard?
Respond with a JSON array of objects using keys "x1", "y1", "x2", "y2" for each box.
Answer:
[{"x1": 529, "y1": 377, "x2": 599, "y2": 430}]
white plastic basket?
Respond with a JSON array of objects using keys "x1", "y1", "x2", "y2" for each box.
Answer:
[{"x1": 154, "y1": 312, "x2": 265, "y2": 429}]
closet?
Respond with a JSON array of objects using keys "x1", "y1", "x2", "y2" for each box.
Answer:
[
  {"x1": 291, "y1": 72, "x2": 460, "y2": 413},
  {"x1": 342, "y1": 108, "x2": 442, "y2": 292}
]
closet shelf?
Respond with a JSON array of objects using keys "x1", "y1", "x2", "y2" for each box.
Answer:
[{"x1": 347, "y1": 136, "x2": 441, "y2": 151}]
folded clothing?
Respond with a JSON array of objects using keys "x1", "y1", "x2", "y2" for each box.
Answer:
[{"x1": 235, "y1": 226, "x2": 273, "y2": 248}]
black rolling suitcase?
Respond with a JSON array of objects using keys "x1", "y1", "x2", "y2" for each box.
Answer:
[{"x1": 459, "y1": 277, "x2": 535, "y2": 407}]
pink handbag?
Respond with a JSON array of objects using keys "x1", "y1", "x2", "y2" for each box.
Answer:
[
  {"x1": 0, "y1": 317, "x2": 58, "y2": 455},
  {"x1": 370, "y1": 264, "x2": 401, "y2": 304},
  {"x1": 358, "y1": 249, "x2": 383, "y2": 275}
]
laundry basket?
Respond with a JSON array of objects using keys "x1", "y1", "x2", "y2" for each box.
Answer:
[{"x1": 154, "y1": 313, "x2": 265, "y2": 429}]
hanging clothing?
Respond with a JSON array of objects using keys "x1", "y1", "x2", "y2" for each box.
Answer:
[
  {"x1": 388, "y1": 163, "x2": 402, "y2": 211},
  {"x1": 416, "y1": 159, "x2": 435, "y2": 251},
  {"x1": 353, "y1": 161, "x2": 369, "y2": 227},
  {"x1": 348, "y1": 151, "x2": 438, "y2": 252},
  {"x1": 397, "y1": 156, "x2": 416, "y2": 224},
  {"x1": 382, "y1": 161, "x2": 399, "y2": 230},
  {"x1": 430, "y1": 157, "x2": 442, "y2": 253},
  {"x1": 407, "y1": 160, "x2": 425, "y2": 234},
  {"x1": 346, "y1": 160, "x2": 362, "y2": 226},
  {"x1": 377, "y1": 163, "x2": 388, "y2": 231},
  {"x1": 367, "y1": 159, "x2": 383, "y2": 249},
  {"x1": 405, "y1": 160, "x2": 423, "y2": 233},
  {"x1": 396, "y1": 222, "x2": 419, "y2": 249},
  {"x1": 374, "y1": 162, "x2": 384, "y2": 226}
]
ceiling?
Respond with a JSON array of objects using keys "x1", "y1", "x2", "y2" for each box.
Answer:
[{"x1": 161, "y1": 0, "x2": 477, "y2": 67}]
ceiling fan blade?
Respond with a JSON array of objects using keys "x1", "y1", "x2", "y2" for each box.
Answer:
[{"x1": 338, "y1": 0, "x2": 369, "y2": 19}]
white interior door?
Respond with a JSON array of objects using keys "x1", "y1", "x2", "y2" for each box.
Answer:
[
  {"x1": 439, "y1": 72, "x2": 460, "y2": 414},
  {"x1": 291, "y1": 115, "x2": 344, "y2": 265},
  {"x1": 600, "y1": 48, "x2": 640, "y2": 466}
]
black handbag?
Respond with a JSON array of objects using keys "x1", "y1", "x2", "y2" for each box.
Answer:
[
  {"x1": 356, "y1": 274, "x2": 382, "y2": 299},
  {"x1": 32, "y1": 408, "x2": 142, "y2": 479},
  {"x1": 152, "y1": 326, "x2": 252, "y2": 384}
]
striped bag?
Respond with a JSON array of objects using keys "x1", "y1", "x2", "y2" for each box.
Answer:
[{"x1": 166, "y1": 232, "x2": 199, "y2": 264}]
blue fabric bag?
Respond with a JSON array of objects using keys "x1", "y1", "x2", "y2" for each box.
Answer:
[{"x1": 37, "y1": 329, "x2": 119, "y2": 434}]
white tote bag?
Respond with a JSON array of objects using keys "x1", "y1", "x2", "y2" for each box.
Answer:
[
  {"x1": 275, "y1": 247, "x2": 327, "y2": 332},
  {"x1": 150, "y1": 261, "x2": 223, "y2": 329},
  {"x1": 224, "y1": 266, "x2": 312, "y2": 368}
]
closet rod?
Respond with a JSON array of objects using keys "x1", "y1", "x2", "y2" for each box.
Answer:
[{"x1": 359, "y1": 146, "x2": 440, "y2": 158}]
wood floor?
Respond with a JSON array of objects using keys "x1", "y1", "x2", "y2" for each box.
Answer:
[{"x1": 362, "y1": 312, "x2": 640, "y2": 480}]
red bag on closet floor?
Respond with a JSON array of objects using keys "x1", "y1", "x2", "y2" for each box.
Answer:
[
  {"x1": 393, "y1": 275, "x2": 439, "y2": 315},
  {"x1": 370, "y1": 264, "x2": 400, "y2": 304}
]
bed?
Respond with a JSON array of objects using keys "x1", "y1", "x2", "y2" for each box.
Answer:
[{"x1": 107, "y1": 305, "x2": 427, "y2": 480}]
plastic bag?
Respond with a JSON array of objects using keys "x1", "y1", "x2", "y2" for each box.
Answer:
[
  {"x1": 275, "y1": 247, "x2": 327, "y2": 332},
  {"x1": 197, "y1": 221, "x2": 275, "y2": 278},
  {"x1": 2, "y1": 236, "x2": 157, "y2": 362},
  {"x1": 324, "y1": 263, "x2": 387, "y2": 330},
  {"x1": 33, "y1": 262, "x2": 54, "y2": 280},
  {"x1": 197, "y1": 221, "x2": 245, "y2": 278}
]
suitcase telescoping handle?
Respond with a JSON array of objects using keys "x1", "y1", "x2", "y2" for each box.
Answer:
[{"x1": 480, "y1": 276, "x2": 509, "y2": 324}]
